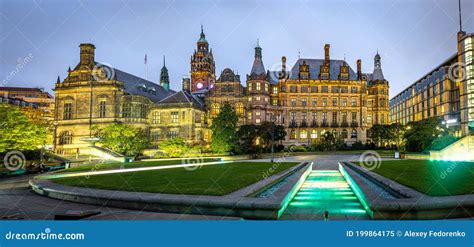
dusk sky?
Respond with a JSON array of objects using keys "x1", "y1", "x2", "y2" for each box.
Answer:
[{"x1": 1, "y1": 0, "x2": 473, "y2": 97}]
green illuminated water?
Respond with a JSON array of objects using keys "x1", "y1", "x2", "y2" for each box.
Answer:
[{"x1": 281, "y1": 170, "x2": 369, "y2": 220}]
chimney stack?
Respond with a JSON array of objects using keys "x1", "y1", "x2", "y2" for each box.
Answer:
[
  {"x1": 182, "y1": 77, "x2": 191, "y2": 92},
  {"x1": 357, "y1": 59, "x2": 362, "y2": 78},
  {"x1": 324, "y1": 44, "x2": 330, "y2": 63},
  {"x1": 79, "y1": 43, "x2": 96, "y2": 67}
]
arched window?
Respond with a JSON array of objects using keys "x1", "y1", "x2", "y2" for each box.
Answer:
[
  {"x1": 63, "y1": 102, "x2": 73, "y2": 120},
  {"x1": 332, "y1": 129, "x2": 338, "y2": 137},
  {"x1": 341, "y1": 129, "x2": 348, "y2": 139},
  {"x1": 310, "y1": 129, "x2": 318, "y2": 139},
  {"x1": 351, "y1": 129, "x2": 358, "y2": 139},
  {"x1": 59, "y1": 131, "x2": 73, "y2": 145},
  {"x1": 290, "y1": 130, "x2": 297, "y2": 139},
  {"x1": 300, "y1": 130, "x2": 308, "y2": 139}
]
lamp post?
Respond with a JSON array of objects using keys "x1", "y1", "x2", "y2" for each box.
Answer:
[{"x1": 271, "y1": 114, "x2": 276, "y2": 163}]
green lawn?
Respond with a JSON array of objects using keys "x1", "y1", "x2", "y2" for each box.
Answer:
[
  {"x1": 356, "y1": 159, "x2": 474, "y2": 196},
  {"x1": 57, "y1": 158, "x2": 222, "y2": 173},
  {"x1": 51, "y1": 162, "x2": 299, "y2": 196}
]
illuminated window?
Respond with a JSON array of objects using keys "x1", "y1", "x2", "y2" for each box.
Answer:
[
  {"x1": 211, "y1": 103, "x2": 220, "y2": 117},
  {"x1": 273, "y1": 87, "x2": 278, "y2": 94},
  {"x1": 291, "y1": 98, "x2": 296, "y2": 106},
  {"x1": 310, "y1": 129, "x2": 317, "y2": 139},
  {"x1": 265, "y1": 83, "x2": 268, "y2": 92},
  {"x1": 235, "y1": 103, "x2": 244, "y2": 115},
  {"x1": 300, "y1": 130, "x2": 308, "y2": 139},
  {"x1": 152, "y1": 111, "x2": 161, "y2": 124},
  {"x1": 256, "y1": 111, "x2": 261, "y2": 116},
  {"x1": 290, "y1": 130, "x2": 297, "y2": 139},
  {"x1": 171, "y1": 112, "x2": 179, "y2": 123},
  {"x1": 352, "y1": 98, "x2": 357, "y2": 106},
  {"x1": 342, "y1": 98, "x2": 347, "y2": 107},
  {"x1": 322, "y1": 98, "x2": 327, "y2": 106},
  {"x1": 256, "y1": 82, "x2": 261, "y2": 91},
  {"x1": 256, "y1": 96, "x2": 261, "y2": 101}
]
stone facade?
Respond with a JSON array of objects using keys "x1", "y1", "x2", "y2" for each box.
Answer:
[{"x1": 53, "y1": 28, "x2": 390, "y2": 155}]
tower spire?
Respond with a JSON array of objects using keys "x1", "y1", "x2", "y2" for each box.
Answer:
[
  {"x1": 160, "y1": 55, "x2": 170, "y2": 91},
  {"x1": 458, "y1": 0, "x2": 463, "y2": 32}
]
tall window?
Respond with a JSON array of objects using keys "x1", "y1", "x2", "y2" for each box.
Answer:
[
  {"x1": 99, "y1": 101, "x2": 106, "y2": 118},
  {"x1": 63, "y1": 103, "x2": 72, "y2": 120},
  {"x1": 302, "y1": 98, "x2": 307, "y2": 107},
  {"x1": 312, "y1": 98, "x2": 317, "y2": 106},
  {"x1": 211, "y1": 103, "x2": 220, "y2": 117},
  {"x1": 291, "y1": 98, "x2": 296, "y2": 106},
  {"x1": 256, "y1": 82, "x2": 261, "y2": 91},
  {"x1": 352, "y1": 98, "x2": 357, "y2": 106},
  {"x1": 311, "y1": 129, "x2": 317, "y2": 139},
  {"x1": 342, "y1": 112, "x2": 347, "y2": 123},
  {"x1": 122, "y1": 103, "x2": 131, "y2": 118},
  {"x1": 322, "y1": 98, "x2": 328, "y2": 106},
  {"x1": 332, "y1": 112, "x2": 337, "y2": 123},
  {"x1": 152, "y1": 111, "x2": 161, "y2": 124},
  {"x1": 300, "y1": 130, "x2": 307, "y2": 139},
  {"x1": 332, "y1": 98, "x2": 337, "y2": 106},
  {"x1": 351, "y1": 112, "x2": 357, "y2": 122},
  {"x1": 322, "y1": 112, "x2": 327, "y2": 122},
  {"x1": 236, "y1": 103, "x2": 244, "y2": 115},
  {"x1": 59, "y1": 131, "x2": 73, "y2": 145},
  {"x1": 342, "y1": 98, "x2": 347, "y2": 107},
  {"x1": 171, "y1": 112, "x2": 179, "y2": 123}
]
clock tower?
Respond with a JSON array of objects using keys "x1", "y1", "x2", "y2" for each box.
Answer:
[{"x1": 190, "y1": 25, "x2": 216, "y2": 92}]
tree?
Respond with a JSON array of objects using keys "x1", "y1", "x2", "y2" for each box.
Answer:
[
  {"x1": 159, "y1": 137, "x2": 190, "y2": 157},
  {"x1": 404, "y1": 118, "x2": 442, "y2": 152},
  {"x1": 94, "y1": 123, "x2": 150, "y2": 157},
  {"x1": 369, "y1": 123, "x2": 404, "y2": 149},
  {"x1": 235, "y1": 123, "x2": 287, "y2": 155},
  {"x1": 210, "y1": 103, "x2": 238, "y2": 154},
  {"x1": 0, "y1": 103, "x2": 47, "y2": 153}
]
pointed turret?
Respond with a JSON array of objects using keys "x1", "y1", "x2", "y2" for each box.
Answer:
[
  {"x1": 250, "y1": 39, "x2": 266, "y2": 76},
  {"x1": 56, "y1": 76, "x2": 61, "y2": 84},
  {"x1": 160, "y1": 56, "x2": 170, "y2": 91},
  {"x1": 372, "y1": 51, "x2": 385, "y2": 81}
]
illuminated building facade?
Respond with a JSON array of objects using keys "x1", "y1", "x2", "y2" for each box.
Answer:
[
  {"x1": 389, "y1": 31, "x2": 474, "y2": 136},
  {"x1": 0, "y1": 86, "x2": 54, "y2": 121}
]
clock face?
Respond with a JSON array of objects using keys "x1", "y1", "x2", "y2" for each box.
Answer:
[{"x1": 196, "y1": 82, "x2": 204, "y2": 89}]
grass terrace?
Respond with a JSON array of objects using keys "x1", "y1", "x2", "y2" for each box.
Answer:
[
  {"x1": 57, "y1": 158, "x2": 222, "y2": 173},
  {"x1": 50, "y1": 162, "x2": 299, "y2": 196},
  {"x1": 356, "y1": 159, "x2": 474, "y2": 196}
]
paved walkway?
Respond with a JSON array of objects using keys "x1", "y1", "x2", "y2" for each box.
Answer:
[{"x1": 0, "y1": 175, "x2": 239, "y2": 220}]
